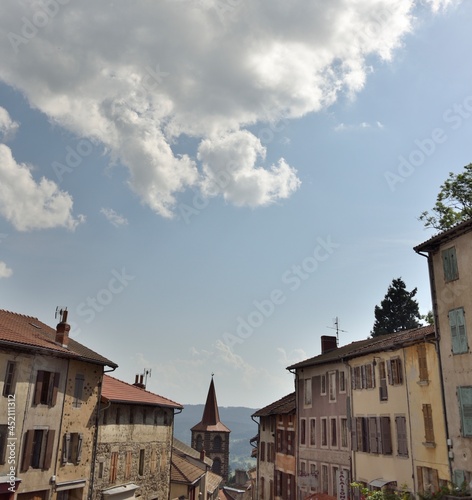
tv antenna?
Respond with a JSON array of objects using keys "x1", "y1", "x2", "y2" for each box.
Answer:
[
  {"x1": 327, "y1": 317, "x2": 347, "y2": 345},
  {"x1": 143, "y1": 369, "x2": 152, "y2": 387},
  {"x1": 55, "y1": 306, "x2": 68, "y2": 322}
]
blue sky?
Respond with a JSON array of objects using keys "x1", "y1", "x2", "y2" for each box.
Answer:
[{"x1": 0, "y1": 0, "x2": 471, "y2": 408}]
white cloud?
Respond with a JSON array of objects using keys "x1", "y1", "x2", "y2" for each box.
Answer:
[
  {"x1": 334, "y1": 121, "x2": 384, "y2": 132},
  {"x1": 0, "y1": 261, "x2": 13, "y2": 278},
  {"x1": 0, "y1": 144, "x2": 84, "y2": 231},
  {"x1": 0, "y1": 1, "x2": 456, "y2": 216},
  {"x1": 0, "y1": 107, "x2": 19, "y2": 141},
  {"x1": 100, "y1": 207, "x2": 128, "y2": 227},
  {"x1": 277, "y1": 347, "x2": 309, "y2": 367}
]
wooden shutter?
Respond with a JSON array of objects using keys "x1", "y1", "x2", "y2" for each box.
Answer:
[
  {"x1": 109, "y1": 452, "x2": 118, "y2": 482},
  {"x1": 21, "y1": 430, "x2": 34, "y2": 471},
  {"x1": 442, "y1": 247, "x2": 458, "y2": 281},
  {"x1": 450, "y1": 308, "x2": 468, "y2": 354},
  {"x1": 380, "y1": 417, "x2": 392, "y2": 455},
  {"x1": 43, "y1": 430, "x2": 55, "y2": 469},
  {"x1": 62, "y1": 433, "x2": 70, "y2": 464},
  {"x1": 376, "y1": 417, "x2": 382, "y2": 454},
  {"x1": 76, "y1": 433, "x2": 83, "y2": 464},
  {"x1": 34, "y1": 371, "x2": 45, "y2": 405},
  {"x1": 417, "y1": 344, "x2": 428, "y2": 381},
  {"x1": 125, "y1": 450, "x2": 132, "y2": 479},
  {"x1": 387, "y1": 361, "x2": 393, "y2": 385},
  {"x1": 417, "y1": 466, "x2": 424, "y2": 493},
  {"x1": 50, "y1": 373, "x2": 60, "y2": 406},
  {"x1": 422, "y1": 404, "x2": 435, "y2": 443},
  {"x1": 351, "y1": 417, "x2": 358, "y2": 451},
  {"x1": 369, "y1": 417, "x2": 378, "y2": 453},
  {"x1": 458, "y1": 387, "x2": 472, "y2": 437},
  {"x1": 396, "y1": 416, "x2": 408, "y2": 456}
]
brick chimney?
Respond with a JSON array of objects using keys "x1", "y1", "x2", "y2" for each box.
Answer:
[
  {"x1": 321, "y1": 335, "x2": 337, "y2": 354},
  {"x1": 133, "y1": 374, "x2": 145, "y2": 389},
  {"x1": 200, "y1": 449, "x2": 206, "y2": 462},
  {"x1": 56, "y1": 310, "x2": 70, "y2": 348}
]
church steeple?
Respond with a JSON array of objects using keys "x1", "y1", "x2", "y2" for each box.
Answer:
[{"x1": 191, "y1": 376, "x2": 231, "y2": 482}]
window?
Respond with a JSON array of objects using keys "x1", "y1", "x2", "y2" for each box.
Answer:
[
  {"x1": 98, "y1": 460, "x2": 104, "y2": 479},
  {"x1": 3, "y1": 361, "x2": 16, "y2": 397},
  {"x1": 109, "y1": 452, "x2": 118, "y2": 482},
  {"x1": 332, "y1": 466, "x2": 339, "y2": 497},
  {"x1": 21, "y1": 429, "x2": 55, "y2": 471},
  {"x1": 138, "y1": 448, "x2": 145, "y2": 475},
  {"x1": 387, "y1": 358, "x2": 403, "y2": 385},
  {"x1": 329, "y1": 371, "x2": 336, "y2": 402},
  {"x1": 320, "y1": 374, "x2": 326, "y2": 395},
  {"x1": 379, "y1": 361, "x2": 388, "y2": 400},
  {"x1": 213, "y1": 435, "x2": 222, "y2": 451},
  {"x1": 369, "y1": 417, "x2": 378, "y2": 453},
  {"x1": 321, "y1": 418, "x2": 327, "y2": 447},
  {"x1": 341, "y1": 418, "x2": 348, "y2": 448},
  {"x1": 310, "y1": 463, "x2": 317, "y2": 491},
  {"x1": 62, "y1": 432, "x2": 83, "y2": 464},
  {"x1": 304, "y1": 378, "x2": 312, "y2": 406},
  {"x1": 124, "y1": 450, "x2": 132, "y2": 479},
  {"x1": 195, "y1": 434, "x2": 203, "y2": 451},
  {"x1": 417, "y1": 466, "x2": 439, "y2": 494},
  {"x1": 352, "y1": 366, "x2": 361, "y2": 390},
  {"x1": 212, "y1": 457, "x2": 221, "y2": 475},
  {"x1": 0, "y1": 425, "x2": 7, "y2": 464},
  {"x1": 73, "y1": 374, "x2": 84, "y2": 408},
  {"x1": 339, "y1": 371, "x2": 346, "y2": 393},
  {"x1": 330, "y1": 418, "x2": 337, "y2": 447},
  {"x1": 449, "y1": 308, "x2": 469, "y2": 354},
  {"x1": 417, "y1": 344, "x2": 429, "y2": 382},
  {"x1": 442, "y1": 246, "x2": 458, "y2": 282},
  {"x1": 310, "y1": 418, "x2": 316, "y2": 446},
  {"x1": 33, "y1": 371, "x2": 60, "y2": 406},
  {"x1": 260, "y1": 477, "x2": 265, "y2": 500},
  {"x1": 422, "y1": 404, "x2": 435, "y2": 444},
  {"x1": 287, "y1": 430, "x2": 294, "y2": 455},
  {"x1": 396, "y1": 416, "x2": 408, "y2": 457},
  {"x1": 300, "y1": 418, "x2": 306, "y2": 445},
  {"x1": 458, "y1": 386, "x2": 472, "y2": 437},
  {"x1": 380, "y1": 416, "x2": 393, "y2": 455}
]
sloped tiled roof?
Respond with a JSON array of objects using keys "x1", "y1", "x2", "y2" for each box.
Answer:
[
  {"x1": 171, "y1": 452, "x2": 205, "y2": 484},
  {"x1": 0, "y1": 309, "x2": 117, "y2": 367},
  {"x1": 101, "y1": 375, "x2": 183, "y2": 409},
  {"x1": 252, "y1": 392, "x2": 295, "y2": 418},
  {"x1": 206, "y1": 470, "x2": 223, "y2": 494},
  {"x1": 288, "y1": 325, "x2": 435, "y2": 370},
  {"x1": 191, "y1": 377, "x2": 231, "y2": 433},
  {"x1": 173, "y1": 438, "x2": 213, "y2": 467},
  {"x1": 414, "y1": 217, "x2": 472, "y2": 252}
]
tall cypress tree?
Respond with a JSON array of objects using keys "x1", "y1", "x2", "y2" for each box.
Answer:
[{"x1": 371, "y1": 278, "x2": 422, "y2": 337}]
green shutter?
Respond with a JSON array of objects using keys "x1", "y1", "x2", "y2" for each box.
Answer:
[
  {"x1": 458, "y1": 387, "x2": 472, "y2": 437},
  {"x1": 453, "y1": 469, "x2": 466, "y2": 488},
  {"x1": 450, "y1": 308, "x2": 468, "y2": 354},
  {"x1": 442, "y1": 247, "x2": 458, "y2": 281}
]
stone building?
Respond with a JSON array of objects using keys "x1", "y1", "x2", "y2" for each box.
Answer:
[
  {"x1": 0, "y1": 308, "x2": 117, "y2": 500},
  {"x1": 93, "y1": 374, "x2": 183, "y2": 500},
  {"x1": 190, "y1": 377, "x2": 231, "y2": 482}
]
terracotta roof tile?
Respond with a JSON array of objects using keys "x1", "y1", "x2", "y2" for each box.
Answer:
[
  {"x1": 102, "y1": 375, "x2": 183, "y2": 409},
  {"x1": 414, "y1": 217, "x2": 472, "y2": 252},
  {"x1": 0, "y1": 309, "x2": 117, "y2": 367},
  {"x1": 171, "y1": 452, "x2": 205, "y2": 484},
  {"x1": 288, "y1": 325, "x2": 435, "y2": 370},
  {"x1": 252, "y1": 392, "x2": 295, "y2": 418}
]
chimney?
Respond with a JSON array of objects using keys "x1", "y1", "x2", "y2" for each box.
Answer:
[
  {"x1": 321, "y1": 335, "x2": 337, "y2": 354},
  {"x1": 200, "y1": 449, "x2": 206, "y2": 462},
  {"x1": 133, "y1": 374, "x2": 145, "y2": 389},
  {"x1": 56, "y1": 310, "x2": 70, "y2": 348}
]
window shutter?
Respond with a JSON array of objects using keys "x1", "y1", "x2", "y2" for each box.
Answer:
[
  {"x1": 50, "y1": 372, "x2": 60, "y2": 406},
  {"x1": 21, "y1": 430, "x2": 34, "y2": 472},
  {"x1": 396, "y1": 416, "x2": 408, "y2": 456},
  {"x1": 422, "y1": 404, "x2": 434, "y2": 442},
  {"x1": 369, "y1": 417, "x2": 377, "y2": 453},
  {"x1": 417, "y1": 466, "x2": 424, "y2": 493},
  {"x1": 34, "y1": 371, "x2": 45, "y2": 405},
  {"x1": 63, "y1": 433, "x2": 70, "y2": 464},
  {"x1": 454, "y1": 470, "x2": 466, "y2": 488},
  {"x1": 458, "y1": 387, "x2": 472, "y2": 437},
  {"x1": 76, "y1": 433, "x2": 83, "y2": 464},
  {"x1": 456, "y1": 309, "x2": 468, "y2": 353},
  {"x1": 376, "y1": 417, "x2": 382, "y2": 454},
  {"x1": 387, "y1": 361, "x2": 393, "y2": 385},
  {"x1": 381, "y1": 417, "x2": 392, "y2": 455},
  {"x1": 351, "y1": 417, "x2": 358, "y2": 451},
  {"x1": 361, "y1": 365, "x2": 366, "y2": 389},
  {"x1": 43, "y1": 430, "x2": 55, "y2": 470}
]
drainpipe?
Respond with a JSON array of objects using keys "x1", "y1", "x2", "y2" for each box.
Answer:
[
  {"x1": 416, "y1": 249, "x2": 453, "y2": 483},
  {"x1": 89, "y1": 365, "x2": 116, "y2": 500},
  {"x1": 401, "y1": 348, "x2": 415, "y2": 494}
]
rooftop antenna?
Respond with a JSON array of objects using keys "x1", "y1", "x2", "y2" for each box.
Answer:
[
  {"x1": 143, "y1": 369, "x2": 152, "y2": 387},
  {"x1": 327, "y1": 317, "x2": 348, "y2": 346},
  {"x1": 55, "y1": 306, "x2": 68, "y2": 322}
]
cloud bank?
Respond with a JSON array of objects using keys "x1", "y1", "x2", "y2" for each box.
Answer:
[{"x1": 0, "y1": 0, "x2": 457, "y2": 219}]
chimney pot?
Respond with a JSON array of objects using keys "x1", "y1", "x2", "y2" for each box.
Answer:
[
  {"x1": 56, "y1": 313, "x2": 71, "y2": 348},
  {"x1": 321, "y1": 335, "x2": 337, "y2": 354}
]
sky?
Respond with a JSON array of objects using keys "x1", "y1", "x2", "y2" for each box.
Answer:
[{"x1": 0, "y1": 0, "x2": 471, "y2": 409}]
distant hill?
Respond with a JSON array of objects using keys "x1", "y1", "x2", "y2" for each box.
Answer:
[{"x1": 173, "y1": 405, "x2": 258, "y2": 473}]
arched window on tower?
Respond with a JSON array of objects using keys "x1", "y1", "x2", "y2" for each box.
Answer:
[
  {"x1": 212, "y1": 457, "x2": 221, "y2": 475},
  {"x1": 196, "y1": 434, "x2": 203, "y2": 451},
  {"x1": 213, "y1": 435, "x2": 222, "y2": 452}
]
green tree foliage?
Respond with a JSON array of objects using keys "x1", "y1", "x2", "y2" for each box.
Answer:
[
  {"x1": 419, "y1": 163, "x2": 472, "y2": 231},
  {"x1": 371, "y1": 278, "x2": 422, "y2": 337}
]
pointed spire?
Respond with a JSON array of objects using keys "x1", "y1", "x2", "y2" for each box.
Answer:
[{"x1": 201, "y1": 375, "x2": 220, "y2": 426}]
